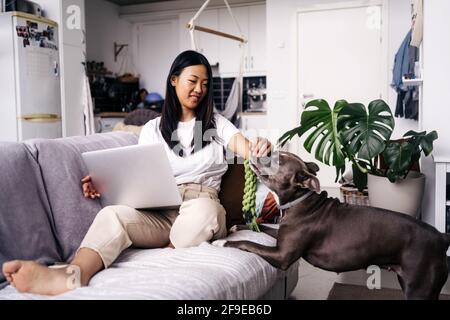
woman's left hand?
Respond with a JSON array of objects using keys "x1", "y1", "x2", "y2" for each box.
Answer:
[{"x1": 250, "y1": 137, "x2": 273, "y2": 158}]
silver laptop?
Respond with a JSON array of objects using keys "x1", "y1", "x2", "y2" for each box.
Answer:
[{"x1": 81, "y1": 143, "x2": 182, "y2": 210}]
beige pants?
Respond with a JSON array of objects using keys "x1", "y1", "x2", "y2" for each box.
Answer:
[{"x1": 79, "y1": 183, "x2": 227, "y2": 268}]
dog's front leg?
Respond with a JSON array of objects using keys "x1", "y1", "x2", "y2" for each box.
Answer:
[
  {"x1": 229, "y1": 224, "x2": 278, "y2": 239},
  {"x1": 214, "y1": 240, "x2": 297, "y2": 271},
  {"x1": 225, "y1": 241, "x2": 286, "y2": 269}
]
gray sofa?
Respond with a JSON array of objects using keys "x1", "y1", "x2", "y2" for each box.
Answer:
[{"x1": 0, "y1": 132, "x2": 298, "y2": 299}]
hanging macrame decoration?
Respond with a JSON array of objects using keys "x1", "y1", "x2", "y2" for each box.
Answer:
[
  {"x1": 242, "y1": 159, "x2": 260, "y2": 232},
  {"x1": 187, "y1": 0, "x2": 246, "y2": 121}
]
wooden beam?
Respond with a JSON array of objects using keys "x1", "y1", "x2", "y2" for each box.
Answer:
[{"x1": 187, "y1": 23, "x2": 246, "y2": 43}]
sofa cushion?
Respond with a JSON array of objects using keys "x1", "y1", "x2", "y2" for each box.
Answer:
[
  {"x1": 0, "y1": 230, "x2": 299, "y2": 299},
  {"x1": 0, "y1": 142, "x2": 62, "y2": 285},
  {"x1": 24, "y1": 132, "x2": 139, "y2": 261}
]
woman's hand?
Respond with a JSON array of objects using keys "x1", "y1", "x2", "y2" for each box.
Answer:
[
  {"x1": 250, "y1": 137, "x2": 273, "y2": 158},
  {"x1": 81, "y1": 175, "x2": 101, "y2": 199}
]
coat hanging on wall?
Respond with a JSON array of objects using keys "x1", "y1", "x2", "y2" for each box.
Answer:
[{"x1": 391, "y1": 30, "x2": 419, "y2": 120}]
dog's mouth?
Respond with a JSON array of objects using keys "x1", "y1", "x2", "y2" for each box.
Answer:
[
  {"x1": 249, "y1": 162, "x2": 260, "y2": 175},
  {"x1": 250, "y1": 162, "x2": 268, "y2": 179}
]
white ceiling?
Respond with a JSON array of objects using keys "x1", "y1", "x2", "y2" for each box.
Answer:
[{"x1": 105, "y1": 0, "x2": 177, "y2": 6}]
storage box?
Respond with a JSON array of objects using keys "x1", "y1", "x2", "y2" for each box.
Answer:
[{"x1": 340, "y1": 184, "x2": 370, "y2": 206}]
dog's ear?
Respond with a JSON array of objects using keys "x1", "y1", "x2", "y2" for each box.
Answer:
[
  {"x1": 295, "y1": 172, "x2": 321, "y2": 193},
  {"x1": 306, "y1": 162, "x2": 320, "y2": 176}
]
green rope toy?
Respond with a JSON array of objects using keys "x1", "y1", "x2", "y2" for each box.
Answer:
[{"x1": 242, "y1": 159, "x2": 260, "y2": 232}]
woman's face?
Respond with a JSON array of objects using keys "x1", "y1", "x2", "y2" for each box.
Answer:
[{"x1": 171, "y1": 64, "x2": 208, "y2": 112}]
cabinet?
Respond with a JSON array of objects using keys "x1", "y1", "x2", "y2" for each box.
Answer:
[
  {"x1": 217, "y1": 6, "x2": 248, "y2": 75},
  {"x1": 247, "y1": 4, "x2": 266, "y2": 73},
  {"x1": 178, "y1": 5, "x2": 266, "y2": 76},
  {"x1": 218, "y1": 4, "x2": 266, "y2": 76},
  {"x1": 179, "y1": 9, "x2": 220, "y2": 65},
  {"x1": 239, "y1": 113, "x2": 267, "y2": 136},
  {"x1": 424, "y1": 155, "x2": 450, "y2": 256}
]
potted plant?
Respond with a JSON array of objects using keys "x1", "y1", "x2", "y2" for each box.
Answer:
[
  {"x1": 367, "y1": 130, "x2": 437, "y2": 217},
  {"x1": 278, "y1": 98, "x2": 437, "y2": 217}
]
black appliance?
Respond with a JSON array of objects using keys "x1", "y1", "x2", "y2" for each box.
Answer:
[{"x1": 4, "y1": 0, "x2": 42, "y2": 16}]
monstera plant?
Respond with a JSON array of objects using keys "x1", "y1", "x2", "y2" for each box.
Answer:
[
  {"x1": 278, "y1": 99, "x2": 396, "y2": 191},
  {"x1": 279, "y1": 98, "x2": 438, "y2": 216}
]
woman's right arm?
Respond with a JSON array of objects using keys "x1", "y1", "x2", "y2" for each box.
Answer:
[{"x1": 81, "y1": 175, "x2": 100, "y2": 199}]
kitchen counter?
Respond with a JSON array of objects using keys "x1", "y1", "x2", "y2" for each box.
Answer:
[
  {"x1": 96, "y1": 112, "x2": 128, "y2": 118},
  {"x1": 239, "y1": 111, "x2": 267, "y2": 116}
]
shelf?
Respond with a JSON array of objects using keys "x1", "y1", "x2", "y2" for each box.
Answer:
[{"x1": 402, "y1": 77, "x2": 423, "y2": 86}]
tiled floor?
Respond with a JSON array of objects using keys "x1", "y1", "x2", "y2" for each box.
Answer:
[
  {"x1": 289, "y1": 258, "x2": 450, "y2": 300},
  {"x1": 289, "y1": 259, "x2": 340, "y2": 300}
]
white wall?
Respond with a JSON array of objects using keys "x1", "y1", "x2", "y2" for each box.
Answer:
[
  {"x1": 34, "y1": 0, "x2": 61, "y2": 21},
  {"x1": 85, "y1": 0, "x2": 133, "y2": 75},
  {"x1": 266, "y1": 0, "x2": 418, "y2": 153}
]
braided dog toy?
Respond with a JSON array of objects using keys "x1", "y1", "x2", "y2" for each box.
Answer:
[{"x1": 242, "y1": 159, "x2": 260, "y2": 232}]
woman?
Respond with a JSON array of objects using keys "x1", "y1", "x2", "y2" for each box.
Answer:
[{"x1": 2, "y1": 50, "x2": 272, "y2": 296}]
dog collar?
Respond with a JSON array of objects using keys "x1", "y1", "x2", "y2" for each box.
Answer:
[{"x1": 277, "y1": 191, "x2": 314, "y2": 211}]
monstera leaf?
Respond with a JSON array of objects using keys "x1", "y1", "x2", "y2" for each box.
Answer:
[
  {"x1": 403, "y1": 130, "x2": 438, "y2": 157},
  {"x1": 279, "y1": 99, "x2": 348, "y2": 180},
  {"x1": 337, "y1": 99, "x2": 395, "y2": 162},
  {"x1": 382, "y1": 130, "x2": 438, "y2": 182},
  {"x1": 383, "y1": 141, "x2": 414, "y2": 182}
]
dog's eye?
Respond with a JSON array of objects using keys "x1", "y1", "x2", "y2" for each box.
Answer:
[{"x1": 298, "y1": 175, "x2": 308, "y2": 182}]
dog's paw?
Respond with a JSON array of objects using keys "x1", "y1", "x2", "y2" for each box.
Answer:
[
  {"x1": 229, "y1": 225, "x2": 239, "y2": 233},
  {"x1": 211, "y1": 240, "x2": 227, "y2": 247}
]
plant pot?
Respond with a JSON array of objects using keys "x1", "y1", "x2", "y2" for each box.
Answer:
[{"x1": 367, "y1": 172, "x2": 425, "y2": 218}]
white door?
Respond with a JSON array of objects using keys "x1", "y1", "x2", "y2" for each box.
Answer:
[
  {"x1": 137, "y1": 21, "x2": 179, "y2": 97},
  {"x1": 297, "y1": 5, "x2": 384, "y2": 187}
]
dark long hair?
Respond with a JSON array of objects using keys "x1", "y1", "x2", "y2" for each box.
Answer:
[{"x1": 160, "y1": 50, "x2": 216, "y2": 156}]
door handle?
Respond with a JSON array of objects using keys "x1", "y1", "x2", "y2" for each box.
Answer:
[
  {"x1": 54, "y1": 61, "x2": 59, "y2": 76},
  {"x1": 20, "y1": 113, "x2": 61, "y2": 123}
]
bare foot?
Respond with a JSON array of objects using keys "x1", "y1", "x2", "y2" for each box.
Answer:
[{"x1": 2, "y1": 260, "x2": 80, "y2": 296}]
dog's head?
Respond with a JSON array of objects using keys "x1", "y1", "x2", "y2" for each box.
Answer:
[{"x1": 250, "y1": 151, "x2": 320, "y2": 203}]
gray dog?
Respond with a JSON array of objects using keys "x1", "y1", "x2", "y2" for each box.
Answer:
[{"x1": 214, "y1": 151, "x2": 450, "y2": 300}]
